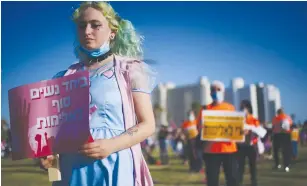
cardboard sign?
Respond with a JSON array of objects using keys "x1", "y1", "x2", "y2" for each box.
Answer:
[
  {"x1": 291, "y1": 129, "x2": 299, "y2": 141},
  {"x1": 186, "y1": 126, "x2": 198, "y2": 139},
  {"x1": 8, "y1": 71, "x2": 90, "y2": 160},
  {"x1": 201, "y1": 110, "x2": 245, "y2": 142}
]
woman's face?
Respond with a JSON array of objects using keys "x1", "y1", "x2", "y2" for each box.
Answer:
[
  {"x1": 76, "y1": 7, "x2": 115, "y2": 50},
  {"x1": 240, "y1": 104, "x2": 248, "y2": 114}
]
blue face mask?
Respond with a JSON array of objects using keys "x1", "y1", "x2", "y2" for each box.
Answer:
[
  {"x1": 211, "y1": 91, "x2": 224, "y2": 103},
  {"x1": 79, "y1": 41, "x2": 110, "y2": 58}
]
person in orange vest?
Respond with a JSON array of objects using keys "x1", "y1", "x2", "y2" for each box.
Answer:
[
  {"x1": 196, "y1": 80, "x2": 238, "y2": 186},
  {"x1": 181, "y1": 110, "x2": 203, "y2": 173},
  {"x1": 237, "y1": 100, "x2": 259, "y2": 186},
  {"x1": 272, "y1": 108, "x2": 293, "y2": 172}
]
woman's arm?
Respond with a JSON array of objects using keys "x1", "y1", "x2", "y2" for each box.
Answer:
[
  {"x1": 80, "y1": 92, "x2": 156, "y2": 159},
  {"x1": 110, "y1": 92, "x2": 156, "y2": 152}
]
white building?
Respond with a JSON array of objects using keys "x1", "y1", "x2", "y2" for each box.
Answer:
[
  {"x1": 152, "y1": 77, "x2": 281, "y2": 127},
  {"x1": 224, "y1": 78, "x2": 259, "y2": 118},
  {"x1": 152, "y1": 77, "x2": 211, "y2": 126},
  {"x1": 256, "y1": 83, "x2": 282, "y2": 124}
]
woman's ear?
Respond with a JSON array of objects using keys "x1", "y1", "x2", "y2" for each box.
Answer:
[{"x1": 110, "y1": 32, "x2": 116, "y2": 40}]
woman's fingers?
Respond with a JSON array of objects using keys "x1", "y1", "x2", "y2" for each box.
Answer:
[
  {"x1": 40, "y1": 156, "x2": 55, "y2": 169},
  {"x1": 42, "y1": 161, "x2": 53, "y2": 168}
]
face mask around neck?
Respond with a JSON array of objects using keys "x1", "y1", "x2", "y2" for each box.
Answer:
[{"x1": 80, "y1": 41, "x2": 111, "y2": 58}]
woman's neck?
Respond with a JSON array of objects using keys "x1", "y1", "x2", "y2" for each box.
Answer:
[{"x1": 84, "y1": 54, "x2": 114, "y2": 70}]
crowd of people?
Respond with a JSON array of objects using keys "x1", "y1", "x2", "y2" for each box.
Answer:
[
  {"x1": 3, "y1": 82, "x2": 307, "y2": 185},
  {"x1": 141, "y1": 81, "x2": 307, "y2": 186},
  {"x1": 1, "y1": 119, "x2": 12, "y2": 158}
]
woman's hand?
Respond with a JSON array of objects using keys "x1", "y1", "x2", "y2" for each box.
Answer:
[
  {"x1": 40, "y1": 155, "x2": 55, "y2": 170},
  {"x1": 79, "y1": 139, "x2": 115, "y2": 159}
]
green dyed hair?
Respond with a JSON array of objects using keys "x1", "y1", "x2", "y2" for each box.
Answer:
[{"x1": 73, "y1": 1, "x2": 144, "y2": 59}]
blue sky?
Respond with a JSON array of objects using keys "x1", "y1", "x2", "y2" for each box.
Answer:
[{"x1": 1, "y1": 1, "x2": 307, "y2": 122}]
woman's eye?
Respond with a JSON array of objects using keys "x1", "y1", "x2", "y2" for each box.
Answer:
[{"x1": 91, "y1": 24, "x2": 102, "y2": 29}]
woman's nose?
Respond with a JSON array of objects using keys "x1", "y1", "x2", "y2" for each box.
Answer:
[{"x1": 84, "y1": 24, "x2": 93, "y2": 35}]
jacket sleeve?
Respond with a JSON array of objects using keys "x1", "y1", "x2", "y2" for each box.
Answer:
[{"x1": 128, "y1": 61, "x2": 157, "y2": 94}]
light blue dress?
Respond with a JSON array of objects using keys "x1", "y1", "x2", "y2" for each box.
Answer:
[{"x1": 52, "y1": 60, "x2": 154, "y2": 186}]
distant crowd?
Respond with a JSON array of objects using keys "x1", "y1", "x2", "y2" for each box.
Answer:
[{"x1": 140, "y1": 81, "x2": 307, "y2": 186}]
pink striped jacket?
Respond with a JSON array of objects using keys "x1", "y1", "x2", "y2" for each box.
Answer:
[{"x1": 63, "y1": 55, "x2": 154, "y2": 186}]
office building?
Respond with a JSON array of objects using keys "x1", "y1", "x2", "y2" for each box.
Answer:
[{"x1": 152, "y1": 77, "x2": 281, "y2": 127}]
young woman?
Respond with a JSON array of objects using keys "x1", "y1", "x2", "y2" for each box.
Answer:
[
  {"x1": 40, "y1": 2, "x2": 156, "y2": 186},
  {"x1": 237, "y1": 100, "x2": 259, "y2": 186}
]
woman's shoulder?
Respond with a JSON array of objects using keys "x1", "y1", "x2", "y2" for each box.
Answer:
[
  {"x1": 116, "y1": 55, "x2": 157, "y2": 93},
  {"x1": 252, "y1": 117, "x2": 260, "y2": 126},
  {"x1": 114, "y1": 55, "x2": 142, "y2": 68}
]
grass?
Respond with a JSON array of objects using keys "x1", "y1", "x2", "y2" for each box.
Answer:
[{"x1": 1, "y1": 147, "x2": 307, "y2": 186}]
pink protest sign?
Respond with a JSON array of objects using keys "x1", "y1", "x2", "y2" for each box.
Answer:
[{"x1": 8, "y1": 71, "x2": 90, "y2": 160}]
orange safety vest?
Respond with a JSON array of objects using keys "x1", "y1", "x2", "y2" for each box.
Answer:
[
  {"x1": 245, "y1": 114, "x2": 260, "y2": 145},
  {"x1": 291, "y1": 129, "x2": 300, "y2": 141},
  {"x1": 181, "y1": 120, "x2": 199, "y2": 139},
  {"x1": 272, "y1": 114, "x2": 293, "y2": 134},
  {"x1": 197, "y1": 102, "x2": 237, "y2": 154}
]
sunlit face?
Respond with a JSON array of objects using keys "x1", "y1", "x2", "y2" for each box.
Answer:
[
  {"x1": 240, "y1": 105, "x2": 248, "y2": 114},
  {"x1": 76, "y1": 7, "x2": 115, "y2": 50}
]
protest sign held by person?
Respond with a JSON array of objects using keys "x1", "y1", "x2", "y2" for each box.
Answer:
[
  {"x1": 197, "y1": 80, "x2": 239, "y2": 186},
  {"x1": 8, "y1": 71, "x2": 90, "y2": 160}
]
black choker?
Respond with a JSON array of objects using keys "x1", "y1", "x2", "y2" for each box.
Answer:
[{"x1": 86, "y1": 50, "x2": 113, "y2": 65}]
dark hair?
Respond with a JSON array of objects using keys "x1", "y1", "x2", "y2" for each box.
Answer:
[
  {"x1": 240, "y1": 100, "x2": 253, "y2": 114},
  {"x1": 277, "y1": 108, "x2": 284, "y2": 115}
]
